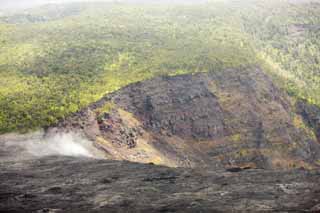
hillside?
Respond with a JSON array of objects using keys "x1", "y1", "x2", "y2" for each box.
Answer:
[
  {"x1": 0, "y1": 0, "x2": 320, "y2": 133},
  {"x1": 50, "y1": 66, "x2": 320, "y2": 169},
  {"x1": 1, "y1": 1, "x2": 320, "y2": 212}
]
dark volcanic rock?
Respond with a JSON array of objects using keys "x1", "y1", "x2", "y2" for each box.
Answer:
[
  {"x1": 96, "y1": 110, "x2": 141, "y2": 148},
  {"x1": 0, "y1": 156, "x2": 320, "y2": 212},
  {"x1": 56, "y1": 66, "x2": 320, "y2": 169},
  {"x1": 109, "y1": 74, "x2": 226, "y2": 140},
  {"x1": 296, "y1": 99, "x2": 320, "y2": 142}
]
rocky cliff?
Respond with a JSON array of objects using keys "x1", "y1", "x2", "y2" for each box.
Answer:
[{"x1": 52, "y1": 66, "x2": 320, "y2": 169}]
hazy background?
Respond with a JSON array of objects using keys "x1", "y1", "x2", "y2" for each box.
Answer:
[
  {"x1": 0, "y1": 0, "x2": 212, "y2": 12},
  {"x1": 0, "y1": 0, "x2": 113, "y2": 11}
]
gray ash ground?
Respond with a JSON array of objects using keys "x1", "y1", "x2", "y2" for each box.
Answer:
[{"x1": 1, "y1": 153, "x2": 320, "y2": 212}]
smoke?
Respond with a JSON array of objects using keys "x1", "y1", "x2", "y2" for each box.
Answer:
[
  {"x1": 27, "y1": 132, "x2": 95, "y2": 157},
  {"x1": 0, "y1": 130, "x2": 104, "y2": 161}
]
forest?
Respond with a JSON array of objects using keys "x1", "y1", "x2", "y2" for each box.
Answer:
[{"x1": 0, "y1": 0, "x2": 320, "y2": 133}]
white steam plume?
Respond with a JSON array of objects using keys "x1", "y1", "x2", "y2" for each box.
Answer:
[{"x1": 0, "y1": 131, "x2": 104, "y2": 161}]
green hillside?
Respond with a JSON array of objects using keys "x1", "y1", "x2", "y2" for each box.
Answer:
[{"x1": 0, "y1": 0, "x2": 319, "y2": 133}]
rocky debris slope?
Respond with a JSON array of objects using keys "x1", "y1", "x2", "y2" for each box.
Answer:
[
  {"x1": 1, "y1": 155, "x2": 320, "y2": 213},
  {"x1": 54, "y1": 66, "x2": 320, "y2": 169}
]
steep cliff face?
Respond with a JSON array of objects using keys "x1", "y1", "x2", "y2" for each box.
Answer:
[{"x1": 52, "y1": 66, "x2": 320, "y2": 169}]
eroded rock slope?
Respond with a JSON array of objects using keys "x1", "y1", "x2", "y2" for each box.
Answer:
[{"x1": 53, "y1": 66, "x2": 320, "y2": 169}]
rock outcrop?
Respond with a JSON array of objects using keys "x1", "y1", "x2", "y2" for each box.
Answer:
[{"x1": 54, "y1": 66, "x2": 320, "y2": 169}]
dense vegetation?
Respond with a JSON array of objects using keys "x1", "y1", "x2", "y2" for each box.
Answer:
[{"x1": 0, "y1": 0, "x2": 319, "y2": 133}]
